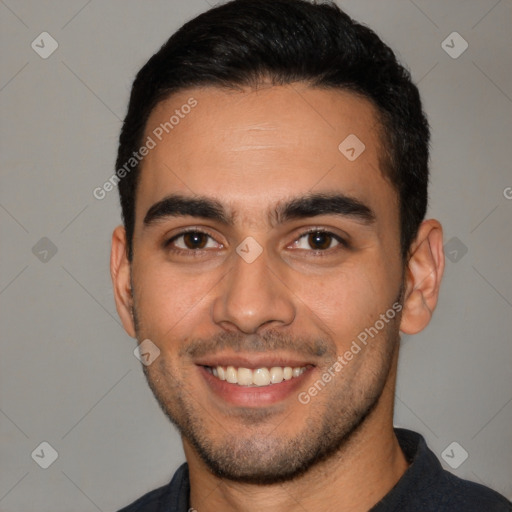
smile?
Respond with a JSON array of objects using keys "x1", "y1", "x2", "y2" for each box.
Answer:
[{"x1": 204, "y1": 365, "x2": 307, "y2": 387}]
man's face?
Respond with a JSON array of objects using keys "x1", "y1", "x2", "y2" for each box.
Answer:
[{"x1": 128, "y1": 85, "x2": 404, "y2": 482}]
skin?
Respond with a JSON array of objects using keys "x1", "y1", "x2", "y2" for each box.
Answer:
[{"x1": 111, "y1": 84, "x2": 445, "y2": 511}]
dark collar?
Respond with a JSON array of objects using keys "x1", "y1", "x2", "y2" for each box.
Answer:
[{"x1": 369, "y1": 428, "x2": 442, "y2": 510}]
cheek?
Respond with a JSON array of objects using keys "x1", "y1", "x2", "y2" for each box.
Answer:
[
  {"x1": 132, "y1": 261, "x2": 216, "y2": 340},
  {"x1": 291, "y1": 258, "x2": 400, "y2": 342}
]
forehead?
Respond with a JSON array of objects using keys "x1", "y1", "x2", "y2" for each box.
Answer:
[{"x1": 136, "y1": 84, "x2": 396, "y2": 229}]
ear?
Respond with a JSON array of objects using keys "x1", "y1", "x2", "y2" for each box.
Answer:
[
  {"x1": 110, "y1": 225, "x2": 136, "y2": 338},
  {"x1": 400, "y1": 219, "x2": 445, "y2": 335}
]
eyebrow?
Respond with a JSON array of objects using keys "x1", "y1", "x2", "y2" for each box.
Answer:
[
  {"x1": 274, "y1": 192, "x2": 375, "y2": 226},
  {"x1": 143, "y1": 192, "x2": 375, "y2": 228}
]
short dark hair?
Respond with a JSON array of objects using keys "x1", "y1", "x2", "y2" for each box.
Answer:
[{"x1": 117, "y1": 0, "x2": 430, "y2": 261}]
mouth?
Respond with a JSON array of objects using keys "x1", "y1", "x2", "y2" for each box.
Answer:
[
  {"x1": 203, "y1": 365, "x2": 308, "y2": 387},
  {"x1": 197, "y1": 357, "x2": 315, "y2": 407}
]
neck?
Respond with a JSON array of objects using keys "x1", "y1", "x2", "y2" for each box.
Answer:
[{"x1": 186, "y1": 352, "x2": 408, "y2": 512}]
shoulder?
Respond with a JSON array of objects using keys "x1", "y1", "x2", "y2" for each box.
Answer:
[
  {"x1": 117, "y1": 463, "x2": 190, "y2": 512},
  {"x1": 426, "y1": 468, "x2": 511, "y2": 511},
  {"x1": 117, "y1": 484, "x2": 169, "y2": 512},
  {"x1": 386, "y1": 429, "x2": 511, "y2": 512}
]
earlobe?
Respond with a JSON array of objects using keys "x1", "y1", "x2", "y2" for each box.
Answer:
[
  {"x1": 110, "y1": 225, "x2": 137, "y2": 338},
  {"x1": 400, "y1": 219, "x2": 445, "y2": 335}
]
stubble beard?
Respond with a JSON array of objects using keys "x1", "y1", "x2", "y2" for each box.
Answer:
[{"x1": 137, "y1": 316, "x2": 400, "y2": 485}]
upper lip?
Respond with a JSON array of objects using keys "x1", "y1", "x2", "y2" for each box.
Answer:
[{"x1": 194, "y1": 353, "x2": 315, "y2": 370}]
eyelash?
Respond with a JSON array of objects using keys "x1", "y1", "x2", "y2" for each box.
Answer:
[
  {"x1": 163, "y1": 228, "x2": 216, "y2": 256},
  {"x1": 164, "y1": 228, "x2": 349, "y2": 256},
  {"x1": 293, "y1": 228, "x2": 349, "y2": 253}
]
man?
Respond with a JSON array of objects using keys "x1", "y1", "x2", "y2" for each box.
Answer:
[{"x1": 110, "y1": 0, "x2": 511, "y2": 510}]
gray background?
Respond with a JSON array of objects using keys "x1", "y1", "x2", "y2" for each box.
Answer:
[{"x1": 1, "y1": 0, "x2": 511, "y2": 510}]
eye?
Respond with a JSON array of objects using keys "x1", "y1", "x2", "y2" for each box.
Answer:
[
  {"x1": 166, "y1": 230, "x2": 221, "y2": 251},
  {"x1": 292, "y1": 230, "x2": 346, "y2": 251}
]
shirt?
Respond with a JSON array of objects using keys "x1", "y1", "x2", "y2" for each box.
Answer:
[{"x1": 118, "y1": 428, "x2": 511, "y2": 511}]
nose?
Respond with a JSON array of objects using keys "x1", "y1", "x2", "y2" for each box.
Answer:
[{"x1": 211, "y1": 247, "x2": 296, "y2": 334}]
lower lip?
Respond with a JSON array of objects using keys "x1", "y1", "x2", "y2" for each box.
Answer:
[{"x1": 198, "y1": 366, "x2": 313, "y2": 407}]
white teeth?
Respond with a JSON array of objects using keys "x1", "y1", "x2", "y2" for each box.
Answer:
[
  {"x1": 253, "y1": 368, "x2": 271, "y2": 386},
  {"x1": 237, "y1": 367, "x2": 253, "y2": 386},
  {"x1": 292, "y1": 367, "x2": 302, "y2": 377},
  {"x1": 226, "y1": 366, "x2": 237, "y2": 384},
  {"x1": 209, "y1": 365, "x2": 307, "y2": 387},
  {"x1": 270, "y1": 366, "x2": 284, "y2": 384}
]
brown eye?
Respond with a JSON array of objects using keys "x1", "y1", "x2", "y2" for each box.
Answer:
[
  {"x1": 292, "y1": 230, "x2": 346, "y2": 252},
  {"x1": 182, "y1": 232, "x2": 208, "y2": 249},
  {"x1": 307, "y1": 231, "x2": 334, "y2": 250},
  {"x1": 167, "y1": 230, "x2": 220, "y2": 251}
]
